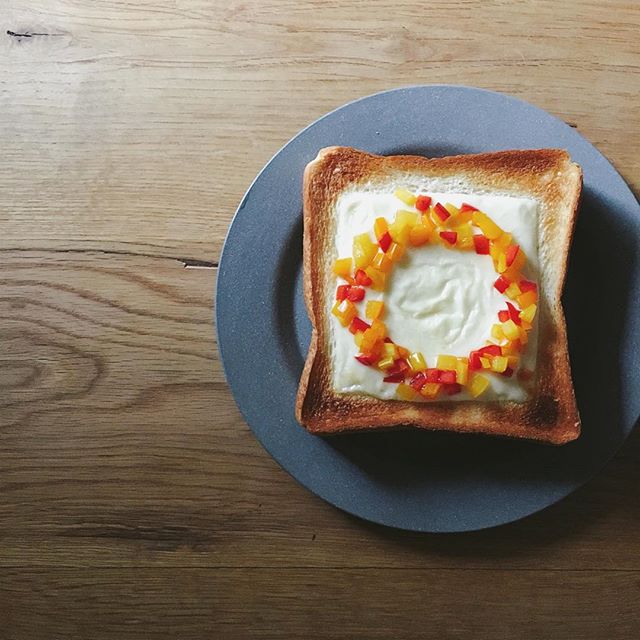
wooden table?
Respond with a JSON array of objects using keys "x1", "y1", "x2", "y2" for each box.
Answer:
[{"x1": 1, "y1": 1, "x2": 638, "y2": 638}]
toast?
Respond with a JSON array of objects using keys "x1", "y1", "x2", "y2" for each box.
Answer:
[{"x1": 296, "y1": 146, "x2": 582, "y2": 444}]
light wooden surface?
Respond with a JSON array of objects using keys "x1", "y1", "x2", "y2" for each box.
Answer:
[{"x1": 1, "y1": 1, "x2": 638, "y2": 638}]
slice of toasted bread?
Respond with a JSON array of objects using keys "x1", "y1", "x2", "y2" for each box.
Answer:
[{"x1": 296, "y1": 147, "x2": 582, "y2": 444}]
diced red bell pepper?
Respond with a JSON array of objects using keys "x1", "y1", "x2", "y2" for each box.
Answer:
[
  {"x1": 473, "y1": 234, "x2": 490, "y2": 254},
  {"x1": 519, "y1": 279, "x2": 537, "y2": 293},
  {"x1": 505, "y1": 244, "x2": 520, "y2": 267},
  {"x1": 440, "y1": 231, "x2": 457, "y2": 245},
  {"x1": 443, "y1": 383, "x2": 462, "y2": 395},
  {"x1": 434, "y1": 202, "x2": 450, "y2": 221},
  {"x1": 506, "y1": 301, "x2": 522, "y2": 326},
  {"x1": 389, "y1": 359, "x2": 410, "y2": 375},
  {"x1": 354, "y1": 269, "x2": 373, "y2": 287},
  {"x1": 478, "y1": 344, "x2": 502, "y2": 357},
  {"x1": 336, "y1": 284, "x2": 350, "y2": 301},
  {"x1": 469, "y1": 351, "x2": 483, "y2": 371},
  {"x1": 355, "y1": 353, "x2": 377, "y2": 366},
  {"x1": 383, "y1": 371, "x2": 405, "y2": 383},
  {"x1": 460, "y1": 203, "x2": 479, "y2": 213},
  {"x1": 409, "y1": 371, "x2": 427, "y2": 391},
  {"x1": 415, "y1": 195, "x2": 432, "y2": 211},
  {"x1": 346, "y1": 286, "x2": 365, "y2": 302},
  {"x1": 498, "y1": 309, "x2": 509, "y2": 322},
  {"x1": 379, "y1": 231, "x2": 392, "y2": 252},
  {"x1": 383, "y1": 337, "x2": 393, "y2": 343},
  {"x1": 500, "y1": 367, "x2": 514, "y2": 378},
  {"x1": 425, "y1": 368, "x2": 441, "y2": 383},
  {"x1": 494, "y1": 275, "x2": 510, "y2": 293},
  {"x1": 349, "y1": 316, "x2": 371, "y2": 334},
  {"x1": 439, "y1": 370, "x2": 457, "y2": 384}
]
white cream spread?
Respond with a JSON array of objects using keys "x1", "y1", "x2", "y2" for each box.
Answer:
[{"x1": 329, "y1": 188, "x2": 540, "y2": 402}]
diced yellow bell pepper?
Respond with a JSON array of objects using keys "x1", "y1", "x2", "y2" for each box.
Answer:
[
  {"x1": 480, "y1": 356, "x2": 492, "y2": 369},
  {"x1": 493, "y1": 232, "x2": 513, "y2": 250},
  {"x1": 377, "y1": 355, "x2": 395, "y2": 371},
  {"x1": 455, "y1": 223, "x2": 474, "y2": 250},
  {"x1": 421, "y1": 212, "x2": 436, "y2": 232},
  {"x1": 507, "y1": 355, "x2": 520, "y2": 369},
  {"x1": 505, "y1": 282, "x2": 522, "y2": 300},
  {"x1": 497, "y1": 252, "x2": 507, "y2": 273},
  {"x1": 472, "y1": 210, "x2": 503, "y2": 239},
  {"x1": 390, "y1": 210, "x2": 419, "y2": 244},
  {"x1": 332, "y1": 257, "x2": 352, "y2": 279},
  {"x1": 396, "y1": 383, "x2": 417, "y2": 400},
  {"x1": 502, "y1": 319, "x2": 520, "y2": 341},
  {"x1": 354, "y1": 331, "x2": 364, "y2": 348},
  {"x1": 520, "y1": 303, "x2": 537, "y2": 324},
  {"x1": 387, "y1": 241, "x2": 405, "y2": 262},
  {"x1": 372, "y1": 250, "x2": 393, "y2": 273},
  {"x1": 456, "y1": 358, "x2": 469, "y2": 385},
  {"x1": 517, "y1": 290, "x2": 537, "y2": 309},
  {"x1": 374, "y1": 217, "x2": 389, "y2": 241},
  {"x1": 491, "y1": 324, "x2": 505, "y2": 341},
  {"x1": 420, "y1": 382, "x2": 441, "y2": 398},
  {"x1": 468, "y1": 374, "x2": 490, "y2": 397},
  {"x1": 409, "y1": 223, "x2": 431, "y2": 246},
  {"x1": 395, "y1": 209, "x2": 419, "y2": 228},
  {"x1": 365, "y1": 300, "x2": 384, "y2": 321},
  {"x1": 437, "y1": 354, "x2": 458, "y2": 370},
  {"x1": 428, "y1": 206, "x2": 443, "y2": 229},
  {"x1": 408, "y1": 352, "x2": 427, "y2": 372},
  {"x1": 490, "y1": 355, "x2": 509, "y2": 373},
  {"x1": 394, "y1": 187, "x2": 417, "y2": 206},
  {"x1": 383, "y1": 342, "x2": 399, "y2": 359},
  {"x1": 353, "y1": 233, "x2": 378, "y2": 269},
  {"x1": 332, "y1": 300, "x2": 357, "y2": 327},
  {"x1": 364, "y1": 266, "x2": 387, "y2": 291},
  {"x1": 444, "y1": 203, "x2": 460, "y2": 218}
]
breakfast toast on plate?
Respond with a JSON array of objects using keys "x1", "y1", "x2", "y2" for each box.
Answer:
[{"x1": 296, "y1": 147, "x2": 582, "y2": 444}]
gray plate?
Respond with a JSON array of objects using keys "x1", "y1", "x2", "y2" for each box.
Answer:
[{"x1": 216, "y1": 85, "x2": 639, "y2": 532}]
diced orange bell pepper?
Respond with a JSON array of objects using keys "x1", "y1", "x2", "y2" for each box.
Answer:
[
  {"x1": 365, "y1": 300, "x2": 384, "y2": 320},
  {"x1": 518, "y1": 326, "x2": 529, "y2": 345},
  {"x1": 374, "y1": 217, "x2": 389, "y2": 241},
  {"x1": 502, "y1": 340, "x2": 521, "y2": 355},
  {"x1": 331, "y1": 300, "x2": 357, "y2": 327},
  {"x1": 372, "y1": 251, "x2": 393, "y2": 273},
  {"x1": 468, "y1": 374, "x2": 490, "y2": 397},
  {"x1": 517, "y1": 290, "x2": 537, "y2": 309},
  {"x1": 387, "y1": 241, "x2": 405, "y2": 262},
  {"x1": 369, "y1": 319, "x2": 386, "y2": 340},
  {"x1": 364, "y1": 266, "x2": 387, "y2": 291},
  {"x1": 397, "y1": 346, "x2": 410, "y2": 359},
  {"x1": 506, "y1": 355, "x2": 520, "y2": 369},
  {"x1": 332, "y1": 257, "x2": 352, "y2": 279},
  {"x1": 394, "y1": 188, "x2": 417, "y2": 206},
  {"x1": 472, "y1": 210, "x2": 503, "y2": 239},
  {"x1": 353, "y1": 233, "x2": 378, "y2": 269},
  {"x1": 409, "y1": 223, "x2": 431, "y2": 246}
]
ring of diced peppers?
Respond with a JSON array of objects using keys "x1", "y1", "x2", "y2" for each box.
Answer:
[{"x1": 331, "y1": 189, "x2": 538, "y2": 400}]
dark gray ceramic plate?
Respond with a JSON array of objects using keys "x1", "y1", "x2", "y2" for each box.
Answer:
[{"x1": 216, "y1": 85, "x2": 639, "y2": 532}]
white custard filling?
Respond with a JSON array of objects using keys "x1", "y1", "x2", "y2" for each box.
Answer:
[{"x1": 329, "y1": 189, "x2": 540, "y2": 402}]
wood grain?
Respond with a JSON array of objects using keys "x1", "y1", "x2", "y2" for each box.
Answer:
[{"x1": 1, "y1": 0, "x2": 639, "y2": 638}]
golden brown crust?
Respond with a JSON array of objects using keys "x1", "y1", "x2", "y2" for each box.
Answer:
[{"x1": 295, "y1": 147, "x2": 582, "y2": 445}]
